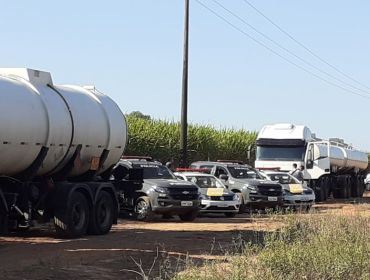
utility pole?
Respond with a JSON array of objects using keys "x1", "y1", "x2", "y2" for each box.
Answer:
[{"x1": 180, "y1": 0, "x2": 189, "y2": 168}]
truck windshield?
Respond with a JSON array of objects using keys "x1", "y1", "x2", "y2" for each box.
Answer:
[
  {"x1": 134, "y1": 164, "x2": 175, "y2": 180},
  {"x1": 256, "y1": 146, "x2": 305, "y2": 161},
  {"x1": 227, "y1": 166, "x2": 262, "y2": 179},
  {"x1": 186, "y1": 176, "x2": 224, "y2": 188}
]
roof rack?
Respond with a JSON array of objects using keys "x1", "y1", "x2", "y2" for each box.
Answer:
[
  {"x1": 175, "y1": 168, "x2": 211, "y2": 173},
  {"x1": 121, "y1": 156, "x2": 153, "y2": 161},
  {"x1": 255, "y1": 167, "x2": 281, "y2": 171},
  {"x1": 217, "y1": 160, "x2": 244, "y2": 165}
]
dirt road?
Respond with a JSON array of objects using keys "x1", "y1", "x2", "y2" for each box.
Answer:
[{"x1": 1, "y1": 195, "x2": 369, "y2": 280}]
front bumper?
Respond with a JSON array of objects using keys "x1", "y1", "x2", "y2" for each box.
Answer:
[
  {"x1": 283, "y1": 193, "x2": 315, "y2": 207},
  {"x1": 246, "y1": 194, "x2": 283, "y2": 209},
  {"x1": 200, "y1": 199, "x2": 240, "y2": 213},
  {"x1": 151, "y1": 198, "x2": 200, "y2": 214}
]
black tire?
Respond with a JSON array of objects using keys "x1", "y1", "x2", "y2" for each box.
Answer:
[
  {"x1": 54, "y1": 191, "x2": 90, "y2": 238},
  {"x1": 179, "y1": 211, "x2": 198, "y2": 222},
  {"x1": 345, "y1": 178, "x2": 351, "y2": 199},
  {"x1": 236, "y1": 193, "x2": 246, "y2": 213},
  {"x1": 88, "y1": 191, "x2": 114, "y2": 235},
  {"x1": 351, "y1": 177, "x2": 360, "y2": 198},
  {"x1": 134, "y1": 196, "x2": 154, "y2": 222},
  {"x1": 0, "y1": 212, "x2": 8, "y2": 236},
  {"x1": 224, "y1": 212, "x2": 237, "y2": 218},
  {"x1": 336, "y1": 177, "x2": 349, "y2": 199},
  {"x1": 314, "y1": 180, "x2": 325, "y2": 202}
]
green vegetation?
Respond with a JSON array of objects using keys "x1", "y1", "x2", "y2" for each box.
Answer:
[
  {"x1": 125, "y1": 116, "x2": 257, "y2": 164},
  {"x1": 173, "y1": 213, "x2": 370, "y2": 280}
]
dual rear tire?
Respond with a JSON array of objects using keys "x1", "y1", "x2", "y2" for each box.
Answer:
[{"x1": 54, "y1": 190, "x2": 114, "y2": 238}]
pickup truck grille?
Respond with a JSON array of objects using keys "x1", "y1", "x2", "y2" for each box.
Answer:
[
  {"x1": 257, "y1": 185, "x2": 282, "y2": 196},
  {"x1": 210, "y1": 195, "x2": 234, "y2": 201},
  {"x1": 167, "y1": 187, "x2": 199, "y2": 200}
]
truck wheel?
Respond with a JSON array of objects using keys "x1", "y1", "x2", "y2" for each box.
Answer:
[
  {"x1": 0, "y1": 213, "x2": 8, "y2": 236},
  {"x1": 88, "y1": 191, "x2": 114, "y2": 235},
  {"x1": 179, "y1": 211, "x2": 198, "y2": 222},
  {"x1": 345, "y1": 178, "x2": 351, "y2": 199},
  {"x1": 336, "y1": 177, "x2": 348, "y2": 199},
  {"x1": 54, "y1": 192, "x2": 89, "y2": 238},
  {"x1": 134, "y1": 196, "x2": 154, "y2": 222},
  {"x1": 224, "y1": 212, "x2": 236, "y2": 218},
  {"x1": 351, "y1": 177, "x2": 361, "y2": 198},
  {"x1": 314, "y1": 180, "x2": 325, "y2": 202},
  {"x1": 236, "y1": 193, "x2": 246, "y2": 213}
]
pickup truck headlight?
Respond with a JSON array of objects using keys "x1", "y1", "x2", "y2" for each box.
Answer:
[
  {"x1": 245, "y1": 185, "x2": 258, "y2": 193},
  {"x1": 153, "y1": 186, "x2": 167, "y2": 194}
]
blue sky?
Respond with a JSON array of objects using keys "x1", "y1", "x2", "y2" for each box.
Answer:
[{"x1": 1, "y1": 1, "x2": 370, "y2": 150}]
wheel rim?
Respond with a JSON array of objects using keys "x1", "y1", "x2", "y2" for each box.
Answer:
[
  {"x1": 72, "y1": 203, "x2": 85, "y2": 229},
  {"x1": 136, "y1": 200, "x2": 149, "y2": 219}
]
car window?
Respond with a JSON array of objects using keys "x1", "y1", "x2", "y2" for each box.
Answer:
[
  {"x1": 133, "y1": 164, "x2": 176, "y2": 179},
  {"x1": 186, "y1": 176, "x2": 225, "y2": 188},
  {"x1": 227, "y1": 166, "x2": 262, "y2": 179},
  {"x1": 215, "y1": 166, "x2": 228, "y2": 178}
]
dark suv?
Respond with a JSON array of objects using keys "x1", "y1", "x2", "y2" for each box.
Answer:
[
  {"x1": 113, "y1": 157, "x2": 200, "y2": 221},
  {"x1": 190, "y1": 161, "x2": 283, "y2": 212}
]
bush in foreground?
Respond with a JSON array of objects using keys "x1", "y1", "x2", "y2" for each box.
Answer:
[{"x1": 174, "y1": 213, "x2": 370, "y2": 280}]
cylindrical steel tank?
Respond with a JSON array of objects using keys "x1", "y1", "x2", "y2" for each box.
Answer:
[
  {"x1": 0, "y1": 68, "x2": 126, "y2": 177},
  {"x1": 314, "y1": 143, "x2": 368, "y2": 171}
]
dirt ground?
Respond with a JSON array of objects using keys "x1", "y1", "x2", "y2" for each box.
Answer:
[{"x1": 1, "y1": 193, "x2": 369, "y2": 280}]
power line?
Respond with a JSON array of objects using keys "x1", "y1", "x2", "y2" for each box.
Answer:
[
  {"x1": 210, "y1": 0, "x2": 370, "y2": 96},
  {"x1": 241, "y1": 0, "x2": 370, "y2": 91},
  {"x1": 194, "y1": 0, "x2": 370, "y2": 99}
]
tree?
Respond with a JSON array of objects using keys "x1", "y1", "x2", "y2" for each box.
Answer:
[{"x1": 127, "y1": 111, "x2": 151, "y2": 120}]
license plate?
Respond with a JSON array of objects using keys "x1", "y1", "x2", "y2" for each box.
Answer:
[
  {"x1": 181, "y1": 201, "x2": 193, "y2": 206},
  {"x1": 268, "y1": 196, "x2": 278, "y2": 202}
]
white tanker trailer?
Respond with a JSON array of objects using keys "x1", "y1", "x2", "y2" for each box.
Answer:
[
  {"x1": 255, "y1": 123, "x2": 368, "y2": 201},
  {"x1": 0, "y1": 68, "x2": 141, "y2": 237}
]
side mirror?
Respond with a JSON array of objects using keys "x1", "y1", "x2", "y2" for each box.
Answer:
[{"x1": 219, "y1": 174, "x2": 229, "y2": 181}]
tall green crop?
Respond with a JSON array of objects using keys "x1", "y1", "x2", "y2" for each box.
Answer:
[{"x1": 125, "y1": 116, "x2": 257, "y2": 166}]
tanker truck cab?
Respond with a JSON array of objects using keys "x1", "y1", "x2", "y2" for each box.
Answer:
[
  {"x1": 255, "y1": 124, "x2": 311, "y2": 172},
  {"x1": 255, "y1": 124, "x2": 368, "y2": 202},
  {"x1": 190, "y1": 161, "x2": 283, "y2": 212},
  {"x1": 113, "y1": 157, "x2": 200, "y2": 222}
]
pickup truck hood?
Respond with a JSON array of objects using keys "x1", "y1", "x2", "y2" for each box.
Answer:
[
  {"x1": 229, "y1": 178, "x2": 280, "y2": 187},
  {"x1": 199, "y1": 188, "x2": 234, "y2": 196},
  {"x1": 144, "y1": 179, "x2": 197, "y2": 189}
]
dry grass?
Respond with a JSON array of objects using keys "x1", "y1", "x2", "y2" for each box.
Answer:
[{"x1": 172, "y1": 206, "x2": 370, "y2": 280}]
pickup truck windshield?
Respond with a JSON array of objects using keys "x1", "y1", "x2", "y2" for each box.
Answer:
[
  {"x1": 227, "y1": 166, "x2": 262, "y2": 179},
  {"x1": 268, "y1": 173, "x2": 298, "y2": 184},
  {"x1": 134, "y1": 164, "x2": 175, "y2": 180},
  {"x1": 186, "y1": 176, "x2": 224, "y2": 188},
  {"x1": 256, "y1": 146, "x2": 305, "y2": 161}
]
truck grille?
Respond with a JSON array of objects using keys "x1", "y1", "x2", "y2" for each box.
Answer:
[
  {"x1": 257, "y1": 185, "x2": 282, "y2": 196},
  {"x1": 210, "y1": 195, "x2": 234, "y2": 201},
  {"x1": 168, "y1": 187, "x2": 199, "y2": 200}
]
